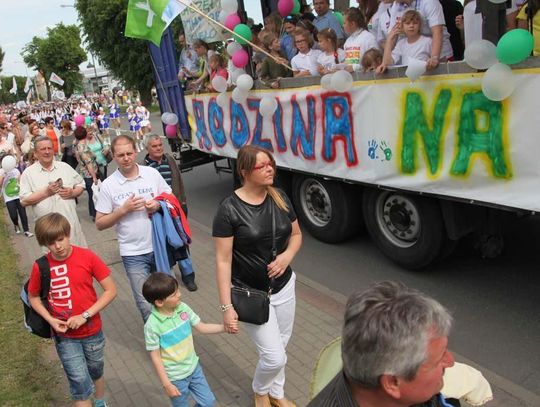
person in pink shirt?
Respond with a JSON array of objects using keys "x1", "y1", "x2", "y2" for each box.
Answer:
[{"x1": 207, "y1": 54, "x2": 229, "y2": 92}]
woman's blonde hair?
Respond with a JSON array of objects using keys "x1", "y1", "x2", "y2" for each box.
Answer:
[
  {"x1": 35, "y1": 213, "x2": 71, "y2": 246},
  {"x1": 236, "y1": 145, "x2": 289, "y2": 212}
]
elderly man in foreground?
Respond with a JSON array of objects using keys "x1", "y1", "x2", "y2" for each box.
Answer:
[
  {"x1": 20, "y1": 136, "x2": 87, "y2": 248},
  {"x1": 309, "y1": 281, "x2": 457, "y2": 407}
]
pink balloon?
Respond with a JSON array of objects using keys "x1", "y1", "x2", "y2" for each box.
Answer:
[
  {"x1": 278, "y1": 0, "x2": 294, "y2": 17},
  {"x1": 74, "y1": 115, "x2": 85, "y2": 127},
  {"x1": 224, "y1": 13, "x2": 241, "y2": 30},
  {"x1": 232, "y1": 48, "x2": 249, "y2": 68},
  {"x1": 165, "y1": 124, "x2": 177, "y2": 138}
]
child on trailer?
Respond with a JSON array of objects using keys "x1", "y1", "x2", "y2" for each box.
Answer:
[
  {"x1": 291, "y1": 28, "x2": 322, "y2": 77},
  {"x1": 316, "y1": 28, "x2": 346, "y2": 75},
  {"x1": 361, "y1": 48, "x2": 383, "y2": 72},
  {"x1": 142, "y1": 272, "x2": 233, "y2": 407},
  {"x1": 206, "y1": 54, "x2": 228, "y2": 92},
  {"x1": 376, "y1": 10, "x2": 433, "y2": 73},
  {"x1": 27, "y1": 213, "x2": 117, "y2": 407}
]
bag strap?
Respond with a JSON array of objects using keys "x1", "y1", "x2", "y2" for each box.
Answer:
[
  {"x1": 268, "y1": 198, "x2": 276, "y2": 295},
  {"x1": 36, "y1": 255, "x2": 51, "y2": 302}
]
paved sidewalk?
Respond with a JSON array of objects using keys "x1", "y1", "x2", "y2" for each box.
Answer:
[{"x1": 11, "y1": 191, "x2": 539, "y2": 407}]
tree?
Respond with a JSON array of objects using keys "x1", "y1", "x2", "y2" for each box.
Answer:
[
  {"x1": 76, "y1": 0, "x2": 183, "y2": 107},
  {"x1": 22, "y1": 24, "x2": 86, "y2": 99},
  {"x1": 0, "y1": 46, "x2": 5, "y2": 73},
  {"x1": 0, "y1": 76, "x2": 26, "y2": 105}
]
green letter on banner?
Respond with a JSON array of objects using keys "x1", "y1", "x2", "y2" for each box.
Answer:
[
  {"x1": 401, "y1": 90, "x2": 452, "y2": 175},
  {"x1": 451, "y1": 91, "x2": 511, "y2": 178}
]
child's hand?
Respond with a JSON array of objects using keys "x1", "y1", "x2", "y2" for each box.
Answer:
[
  {"x1": 66, "y1": 315, "x2": 87, "y2": 330},
  {"x1": 375, "y1": 64, "x2": 387, "y2": 74},
  {"x1": 225, "y1": 321, "x2": 238, "y2": 334},
  {"x1": 389, "y1": 23, "x2": 400, "y2": 39},
  {"x1": 163, "y1": 382, "x2": 181, "y2": 397},
  {"x1": 50, "y1": 318, "x2": 68, "y2": 333}
]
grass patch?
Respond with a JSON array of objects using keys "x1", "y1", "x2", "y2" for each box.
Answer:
[{"x1": 0, "y1": 208, "x2": 67, "y2": 406}]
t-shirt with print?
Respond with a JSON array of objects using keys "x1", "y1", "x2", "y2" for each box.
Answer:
[
  {"x1": 343, "y1": 29, "x2": 380, "y2": 67},
  {"x1": 212, "y1": 190, "x2": 297, "y2": 294},
  {"x1": 389, "y1": 0, "x2": 453, "y2": 59},
  {"x1": 144, "y1": 302, "x2": 201, "y2": 381},
  {"x1": 0, "y1": 168, "x2": 21, "y2": 202},
  {"x1": 317, "y1": 49, "x2": 346, "y2": 71},
  {"x1": 95, "y1": 164, "x2": 172, "y2": 256},
  {"x1": 27, "y1": 246, "x2": 110, "y2": 339},
  {"x1": 391, "y1": 35, "x2": 433, "y2": 65}
]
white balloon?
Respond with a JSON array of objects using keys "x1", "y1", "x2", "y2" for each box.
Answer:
[
  {"x1": 236, "y1": 74, "x2": 254, "y2": 91},
  {"x1": 405, "y1": 58, "x2": 427, "y2": 82},
  {"x1": 216, "y1": 92, "x2": 229, "y2": 108},
  {"x1": 212, "y1": 75, "x2": 228, "y2": 93},
  {"x1": 330, "y1": 70, "x2": 353, "y2": 92},
  {"x1": 218, "y1": 10, "x2": 228, "y2": 24},
  {"x1": 1, "y1": 155, "x2": 17, "y2": 172},
  {"x1": 259, "y1": 96, "x2": 278, "y2": 117},
  {"x1": 481, "y1": 63, "x2": 515, "y2": 101},
  {"x1": 464, "y1": 40, "x2": 497, "y2": 70},
  {"x1": 320, "y1": 73, "x2": 333, "y2": 90},
  {"x1": 221, "y1": 0, "x2": 238, "y2": 14},
  {"x1": 163, "y1": 112, "x2": 178, "y2": 126},
  {"x1": 232, "y1": 87, "x2": 249, "y2": 104},
  {"x1": 226, "y1": 41, "x2": 243, "y2": 57},
  {"x1": 230, "y1": 68, "x2": 245, "y2": 85}
]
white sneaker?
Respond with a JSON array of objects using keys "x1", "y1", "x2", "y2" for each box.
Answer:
[
  {"x1": 24, "y1": 231, "x2": 34, "y2": 238},
  {"x1": 14, "y1": 225, "x2": 21, "y2": 234}
]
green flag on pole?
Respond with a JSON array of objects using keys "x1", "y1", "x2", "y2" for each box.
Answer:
[{"x1": 125, "y1": 0, "x2": 170, "y2": 46}]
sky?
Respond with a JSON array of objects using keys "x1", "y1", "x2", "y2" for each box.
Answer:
[{"x1": 1, "y1": 0, "x2": 355, "y2": 77}]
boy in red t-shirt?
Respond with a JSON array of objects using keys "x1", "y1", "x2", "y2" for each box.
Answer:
[{"x1": 28, "y1": 213, "x2": 117, "y2": 407}]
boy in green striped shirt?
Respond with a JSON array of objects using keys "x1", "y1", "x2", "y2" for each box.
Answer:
[{"x1": 143, "y1": 273, "x2": 233, "y2": 406}]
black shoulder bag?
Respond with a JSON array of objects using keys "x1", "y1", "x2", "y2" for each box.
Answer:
[
  {"x1": 21, "y1": 256, "x2": 52, "y2": 338},
  {"x1": 231, "y1": 201, "x2": 276, "y2": 325}
]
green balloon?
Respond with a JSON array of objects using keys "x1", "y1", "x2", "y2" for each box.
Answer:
[
  {"x1": 233, "y1": 24, "x2": 252, "y2": 45},
  {"x1": 292, "y1": 0, "x2": 301, "y2": 15},
  {"x1": 334, "y1": 11, "x2": 344, "y2": 27},
  {"x1": 85, "y1": 116, "x2": 92, "y2": 125},
  {"x1": 496, "y1": 29, "x2": 534, "y2": 65}
]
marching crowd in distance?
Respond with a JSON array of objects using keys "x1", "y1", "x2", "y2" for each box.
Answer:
[{"x1": 179, "y1": 0, "x2": 540, "y2": 92}]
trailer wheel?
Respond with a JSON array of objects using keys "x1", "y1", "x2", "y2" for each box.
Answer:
[
  {"x1": 292, "y1": 175, "x2": 360, "y2": 243},
  {"x1": 362, "y1": 189, "x2": 445, "y2": 269}
]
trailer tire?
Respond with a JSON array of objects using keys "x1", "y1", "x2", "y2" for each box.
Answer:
[
  {"x1": 292, "y1": 175, "x2": 360, "y2": 243},
  {"x1": 362, "y1": 189, "x2": 445, "y2": 269}
]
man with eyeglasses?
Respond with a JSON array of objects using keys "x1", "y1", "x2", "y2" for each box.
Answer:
[{"x1": 313, "y1": 0, "x2": 345, "y2": 41}]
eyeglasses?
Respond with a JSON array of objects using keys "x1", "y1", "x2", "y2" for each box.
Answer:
[
  {"x1": 295, "y1": 39, "x2": 307, "y2": 44},
  {"x1": 253, "y1": 162, "x2": 273, "y2": 171}
]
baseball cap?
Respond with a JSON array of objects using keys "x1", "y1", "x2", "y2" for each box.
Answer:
[{"x1": 284, "y1": 15, "x2": 299, "y2": 25}]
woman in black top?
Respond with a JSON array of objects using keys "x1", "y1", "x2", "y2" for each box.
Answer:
[{"x1": 213, "y1": 145, "x2": 302, "y2": 407}]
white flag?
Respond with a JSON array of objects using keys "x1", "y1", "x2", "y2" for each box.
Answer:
[
  {"x1": 162, "y1": 0, "x2": 190, "y2": 25},
  {"x1": 27, "y1": 88, "x2": 33, "y2": 102},
  {"x1": 49, "y1": 72, "x2": 65, "y2": 86},
  {"x1": 24, "y1": 76, "x2": 32, "y2": 93},
  {"x1": 9, "y1": 77, "x2": 17, "y2": 94}
]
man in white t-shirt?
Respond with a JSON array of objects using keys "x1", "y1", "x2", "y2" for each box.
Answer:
[
  {"x1": 387, "y1": 0, "x2": 453, "y2": 68},
  {"x1": 95, "y1": 135, "x2": 171, "y2": 321}
]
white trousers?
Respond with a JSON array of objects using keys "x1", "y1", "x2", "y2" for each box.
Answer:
[{"x1": 243, "y1": 273, "x2": 296, "y2": 399}]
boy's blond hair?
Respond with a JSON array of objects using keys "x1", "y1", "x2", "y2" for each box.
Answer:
[
  {"x1": 35, "y1": 213, "x2": 71, "y2": 246},
  {"x1": 401, "y1": 10, "x2": 423, "y2": 29}
]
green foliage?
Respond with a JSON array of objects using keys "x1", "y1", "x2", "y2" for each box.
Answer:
[
  {"x1": 76, "y1": 0, "x2": 184, "y2": 106},
  {"x1": 0, "y1": 76, "x2": 26, "y2": 105},
  {"x1": 21, "y1": 23, "x2": 86, "y2": 98},
  {"x1": 0, "y1": 46, "x2": 5, "y2": 73}
]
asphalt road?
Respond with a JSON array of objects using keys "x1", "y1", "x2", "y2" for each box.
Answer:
[
  {"x1": 135, "y1": 113, "x2": 540, "y2": 400},
  {"x1": 177, "y1": 157, "x2": 540, "y2": 399}
]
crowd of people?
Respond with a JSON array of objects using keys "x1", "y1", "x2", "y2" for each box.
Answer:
[{"x1": 179, "y1": 0, "x2": 537, "y2": 93}]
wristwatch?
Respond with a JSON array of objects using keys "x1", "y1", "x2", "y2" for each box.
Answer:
[{"x1": 82, "y1": 311, "x2": 91, "y2": 321}]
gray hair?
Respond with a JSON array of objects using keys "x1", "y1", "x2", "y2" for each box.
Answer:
[
  {"x1": 342, "y1": 281, "x2": 452, "y2": 387},
  {"x1": 145, "y1": 133, "x2": 162, "y2": 148},
  {"x1": 34, "y1": 135, "x2": 53, "y2": 148}
]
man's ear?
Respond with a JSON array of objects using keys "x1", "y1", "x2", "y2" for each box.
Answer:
[{"x1": 379, "y1": 374, "x2": 401, "y2": 399}]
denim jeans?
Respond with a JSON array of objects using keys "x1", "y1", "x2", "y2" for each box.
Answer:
[
  {"x1": 121, "y1": 252, "x2": 156, "y2": 321},
  {"x1": 170, "y1": 363, "x2": 215, "y2": 407},
  {"x1": 177, "y1": 257, "x2": 194, "y2": 277},
  {"x1": 54, "y1": 330, "x2": 105, "y2": 401}
]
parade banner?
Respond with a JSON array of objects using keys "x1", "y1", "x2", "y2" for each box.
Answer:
[
  {"x1": 181, "y1": 0, "x2": 226, "y2": 44},
  {"x1": 185, "y1": 69, "x2": 540, "y2": 212}
]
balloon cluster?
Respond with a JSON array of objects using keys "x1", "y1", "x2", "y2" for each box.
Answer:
[
  {"x1": 277, "y1": 0, "x2": 301, "y2": 17},
  {"x1": 464, "y1": 30, "x2": 534, "y2": 101},
  {"x1": 161, "y1": 112, "x2": 179, "y2": 138},
  {"x1": 320, "y1": 70, "x2": 354, "y2": 93}
]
